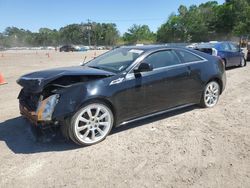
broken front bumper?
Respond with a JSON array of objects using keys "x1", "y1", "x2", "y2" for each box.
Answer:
[
  {"x1": 19, "y1": 104, "x2": 39, "y2": 125},
  {"x1": 19, "y1": 103, "x2": 60, "y2": 129},
  {"x1": 18, "y1": 89, "x2": 59, "y2": 125}
]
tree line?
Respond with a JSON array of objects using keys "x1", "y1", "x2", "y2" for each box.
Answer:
[
  {"x1": 0, "y1": 23, "x2": 120, "y2": 47},
  {"x1": 0, "y1": 0, "x2": 250, "y2": 47},
  {"x1": 157, "y1": 0, "x2": 250, "y2": 42}
]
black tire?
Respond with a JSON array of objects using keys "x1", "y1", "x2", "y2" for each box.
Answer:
[
  {"x1": 200, "y1": 81, "x2": 220, "y2": 108},
  {"x1": 60, "y1": 120, "x2": 70, "y2": 140},
  {"x1": 64, "y1": 101, "x2": 114, "y2": 146},
  {"x1": 221, "y1": 59, "x2": 227, "y2": 68},
  {"x1": 60, "y1": 118, "x2": 79, "y2": 144}
]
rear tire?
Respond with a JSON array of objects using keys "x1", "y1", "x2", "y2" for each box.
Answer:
[
  {"x1": 64, "y1": 102, "x2": 114, "y2": 146},
  {"x1": 221, "y1": 59, "x2": 227, "y2": 68},
  {"x1": 200, "y1": 81, "x2": 220, "y2": 108}
]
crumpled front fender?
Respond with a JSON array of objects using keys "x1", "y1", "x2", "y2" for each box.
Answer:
[{"x1": 52, "y1": 84, "x2": 87, "y2": 120}]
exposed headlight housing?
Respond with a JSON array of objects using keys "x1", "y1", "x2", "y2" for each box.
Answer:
[{"x1": 36, "y1": 94, "x2": 59, "y2": 121}]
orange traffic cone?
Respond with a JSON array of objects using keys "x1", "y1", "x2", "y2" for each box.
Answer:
[{"x1": 0, "y1": 73, "x2": 7, "y2": 85}]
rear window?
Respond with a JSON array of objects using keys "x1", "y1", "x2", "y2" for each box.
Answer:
[{"x1": 177, "y1": 50, "x2": 203, "y2": 63}]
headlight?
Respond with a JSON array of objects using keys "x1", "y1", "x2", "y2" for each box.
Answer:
[{"x1": 36, "y1": 94, "x2": 59, "y2": 121}]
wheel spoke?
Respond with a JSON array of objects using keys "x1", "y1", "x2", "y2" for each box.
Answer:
[
  {"x1": 77, "y1": 125, "x2": 88, "y2": 132},
  {"x1": 99, "y1": 121, "x2": 109, "y2": 127},
  {"x1": 206, "y1": 97, "x2": 210, "y2": 103},
  {"x1": 87, "y1": 109, "x2": 93, "y2": 118},
  {"x1": 99, "y1": 112, "x2": 108, "y2": 120},
  {"x1": 79, "y1": 117, "x2": 89, "y2": 123},
  {"x1": 96, "y1": 127, "x2": 104, "y2": 136},
  {"x1": 95, "y1": 107, "x2": 101, "y2": 117},
  {"x1": 209, "y1": 85, "x2": 213, "y2": 92},
  {"x1": 82, "y1": 129, "x2": 90, "y2": 139},
  {"x1": 213, "y1": 89, "x2": 219, "y2": 94},
  {"x1": 210, "y1": 98, "x2": 214, "y2": 104},
  {"x1": 207, "y1": 97, "x2": 211, "y2": 104},
  {"x1": 91, "y1": 130, "x2": 96, "y2": 140}
]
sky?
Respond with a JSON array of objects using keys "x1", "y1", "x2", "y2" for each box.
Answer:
[{"x1": 0, "y1": 0, "x2": 224, "y2": 34}]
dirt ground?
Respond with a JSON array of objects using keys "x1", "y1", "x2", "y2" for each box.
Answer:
[{"x1": 0, "y1": 50, "x2": 250, "y2": 188}]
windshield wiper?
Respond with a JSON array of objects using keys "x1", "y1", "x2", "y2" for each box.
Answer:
[
  {"x1": 88, "y1": 65, "x2": 118, "y2": 73},
  {"x1": 88, "y1": 65, "x2": 102, "y2": 70}
]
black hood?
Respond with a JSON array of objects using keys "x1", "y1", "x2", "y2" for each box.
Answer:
[{"x1": 17, "y1": 66, "x2": 115, "y2": 93}]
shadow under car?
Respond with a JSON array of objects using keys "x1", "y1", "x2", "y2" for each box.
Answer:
[{"x1": 0, "y1": 105, "x2": 197, "y2": 154}]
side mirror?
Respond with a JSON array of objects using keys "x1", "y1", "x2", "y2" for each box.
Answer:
[{"x1": 134, "y1": 63, "x2": 153, "y2": 74}]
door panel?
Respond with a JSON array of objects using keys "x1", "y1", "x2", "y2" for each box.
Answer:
[
  {"x1": 114, "y1": 49, "x2": 204, "y2": 123},
  {"x1": 220, "y1": 43, "x2": 234, "y2": 66},
  {"x1": 141, "y1": 65, "x2": 192, "y2": 113},
  {"x1": 228, "y1": 42, "x2": 241, "y2": 65},
  {"x1": 113, "y1": 65, "x2": 191, "y2": 123},
  {"x1": 112, "y1": 76, "x2": 148, "y2": 122}
]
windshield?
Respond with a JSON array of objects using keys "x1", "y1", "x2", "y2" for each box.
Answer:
[{"x1": 85, "y1": 48, "x2": 144, "y2": 73}]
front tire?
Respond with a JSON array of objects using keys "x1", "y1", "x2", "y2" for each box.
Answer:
[
  {"x1": 200, "y1": 81, "x2": 220, "y2": 108},
  {"x1": 67, "y1": 102, "x2": 114, "y2": 146}
]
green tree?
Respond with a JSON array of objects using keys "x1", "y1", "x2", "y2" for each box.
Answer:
[
  {"x1": 59, "y1": 24, "x2": 84, "y2": 44},
  {"x1": 123, "y1": 24, "x2": 156, "y2": 44},
  {"x1": 156, "y1": 0, "x2": 250, "y2": 42}
]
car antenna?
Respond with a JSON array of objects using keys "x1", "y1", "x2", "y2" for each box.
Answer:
[
  {"x1": 80, "y1": 56, "x2": 87, "y2": 66},
  {"x1": 83, "y1": 56, "x2": 87, "y2": 64}
]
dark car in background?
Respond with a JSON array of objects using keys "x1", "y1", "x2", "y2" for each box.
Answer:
[
  {"x1": 17, "y1": 45, "x2": 226, "y2": 146},
  {"x1": 59, "y1": 45, "x2": 76, "y2": 52},
  {"x1": 195, "y1": 41, "x2": 246, "y2": 68}
]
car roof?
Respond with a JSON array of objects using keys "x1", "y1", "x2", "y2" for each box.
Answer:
[
  {"x1": 197, "y1": 41, "x2": 239, "y2": 48},
  {"x1": 120, "y1": 44, "x2": 187, "y2": 52}
]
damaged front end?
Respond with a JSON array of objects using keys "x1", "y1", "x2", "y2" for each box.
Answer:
[
  {"x1": 18, "y1": 81, "x2": 82, "y2": 128},
  {"x1": 17, "y1": 67, "x2": 114, "y2": 129}
]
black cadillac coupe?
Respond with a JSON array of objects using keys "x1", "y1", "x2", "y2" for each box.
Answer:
[{"x1": 17, "y1": 45, "x2": 226, "y2": 146}]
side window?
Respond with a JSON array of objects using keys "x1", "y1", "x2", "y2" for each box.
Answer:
[
  {"x1": 177, "y1": 50, "x2": 203, "y2": 63},
  {"x1": 221, "y1": 43, "x2": 230, "y2": 51},
  {"x1": 144, "y1": 50, "x2": 181, "y2": 69},
  {"x1": 228, "y1": 43, "x2": 239, "y2": 52}
]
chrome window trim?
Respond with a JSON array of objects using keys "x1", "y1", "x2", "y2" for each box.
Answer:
[
  {"x1": 176, "y1": 49, "x2": 207, "y2": 63},
  {"x1": 125, "y1": 48, "x2": 207, "y2": 80}
]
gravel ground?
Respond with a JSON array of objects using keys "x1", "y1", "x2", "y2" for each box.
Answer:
[{"x1": 0, "y1": 50, "x2": 249, "y2": 188}]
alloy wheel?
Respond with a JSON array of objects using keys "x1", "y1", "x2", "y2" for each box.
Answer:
[
  {"x1": 73, "y1": 103, "x2": 113, "y2": 144},
  {"x1": 204, "y1": 81, "x2": 220, "y2": 108}
]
